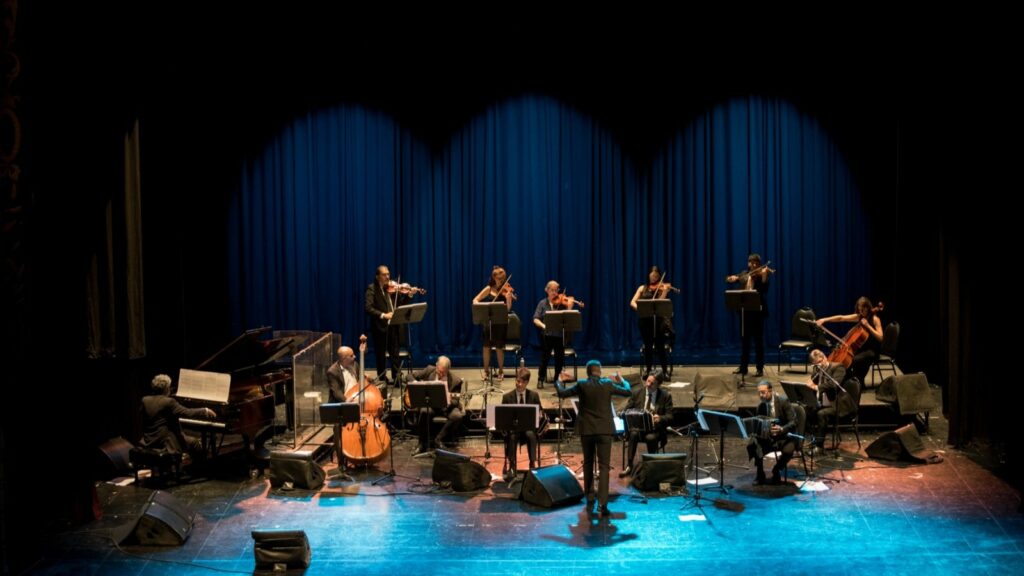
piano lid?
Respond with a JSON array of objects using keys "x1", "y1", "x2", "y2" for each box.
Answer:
[{"x1": 196, "y1": 327, "x2": 306, "y2": 374}]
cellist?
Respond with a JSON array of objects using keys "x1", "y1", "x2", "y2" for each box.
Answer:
[{"x1": 816, "y1": 296, "x2": 884, "y2": 384}]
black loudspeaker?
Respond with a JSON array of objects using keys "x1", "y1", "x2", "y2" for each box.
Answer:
[
  {"x1": 269, "y1": 450, "x2": 325, "y2": 490},
  {"x1": 693, "y1": 372, "x2": 737, "y2": 410},
  {"x1": 95, "y1": 436, "x2": 133, "y2": 479},
  {"x1": 877, "y1": 373, "x2": 937, "y2": 414},
  {"x1": 432, "y1": 449, "x2": 491, "y2": 491},
  {"x1": 632, "y1": 453, "x2": 688, "y2": 491},
  {"x1": 520, "y1": 465, "x2": 584, "y2": 508},
  {"x1": 124, "y1": 490, "x2": 196, "y2": 546},
  {"x1": 252, "y1": 530, "x2": 311, "y2": 570},
  {"x1": 866, "y1": 424, "x2": 942, "y2": 464}
]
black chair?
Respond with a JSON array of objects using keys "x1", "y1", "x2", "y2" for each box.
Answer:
[
  {"x1": 830, "y1": 377, "x2": 863, "y2": 451},
  {"x1": 779, "y1": 403, "x2": 808, "y2": 482},
  {"x1": 869, "y1": 322, "x2": 900, "y2": 387},
  {"x1": 778, "y1": 307, "x2": 824, "y2": 373}
]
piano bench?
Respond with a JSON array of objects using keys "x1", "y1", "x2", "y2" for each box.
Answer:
[{"x1": 129, "y1": 448, "x2": 183, "y2": 484}]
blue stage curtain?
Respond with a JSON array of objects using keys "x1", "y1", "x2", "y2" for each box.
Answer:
[{"x1": 229, "y1": 96, "x2": 867, "y2": 367}]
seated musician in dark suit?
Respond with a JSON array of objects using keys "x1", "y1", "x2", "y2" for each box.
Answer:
[
  {"x1": 619, "y1": 370, "x2": 673, "y2": 477},
  {"x1": 139, "y1": 374, "x2": 216, "y2": 461},
  {"x1": 746, "y1": 380, "x2": 798, "y2": 485},
  {"x1": 500, "y1": 367, "x2": 543, "y2": 481},
  {"x1": 412, "y1": 356, "x2": 464, "y2": 455},
  {"x1": 806, "y1": 349, "x2": 858, "y2": 448}
]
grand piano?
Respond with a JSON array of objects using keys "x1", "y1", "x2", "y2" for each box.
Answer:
[{"x1": 177, "y1": 327, "x2": 306, "y2": 461}]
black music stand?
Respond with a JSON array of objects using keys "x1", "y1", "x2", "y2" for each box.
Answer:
[
  {"x1": 636, "y1": 299, "x2": 674, "y2": 374},
  {"x1": 542, "y1": 310, "x2": 582, "y2": 380},
  {"x1": 406, "y1": 381, "x2": 449, "y2": 458},
  {"x1": 780, "y1": 381, "x2": 818, "y2": 407},
  {"x1": 319, "y1": 402, "x2": 360, "y2": 482},
  {"x1": 697, "y1": 409, "x2": 748, "y2": 494},
  {"x1": 472, "y1": 302, "x2": 510, "y2": 393},
  {"x1": 389, "y1": 303, "x2": 428, "y2": 380},
  {"x1": 494, "y1": 405, "x2": 540, "y2": 487},
  {"x1": 725, "y1": 290, "x2": 761, "y2": 385}
]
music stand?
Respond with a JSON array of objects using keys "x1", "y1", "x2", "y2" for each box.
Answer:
[
  {"x1": 636, "y1": 299, "x2": 674, "y2": 373},
  {"x1": 542, "y1": 310, "x2": 582, "y2": 381},
  {"x1": 725, "y1": 290, "x2": 761, "y2": 385},
  {"x1": 406, "y1": 381, "x2": 449, "y2": 458},
  {"x1": 696, "y1": 409, "x2": 748, "y2": 493},
  {"x1": 780, "y1": 381, "x2": 818, "y2": 407},
  {"x1": 319, "y1": 402, "x2": 360, "y2": 482},
  {"x1": 493, "y1": 405, "x2": 540, "y2": 487},
  {"x1": 389, "y1": 303, "x2": 428, "y2": 379}
]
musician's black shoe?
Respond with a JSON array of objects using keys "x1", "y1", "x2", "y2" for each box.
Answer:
[
  {"x1": 503, "y1": 469, "x2": 515, "y2": 483},
  {"x1": 584, "y1": 498, "x2": 595, "y2": 513},
  {"x1": 753, "y1": 370, "x2": 765, "y2": 378},
  {"x1": 598, "y1": 506, "x2": 612, "y2": 518},
  {"x1": 769, "y1": 474, "x2": 782, "y2": 485},
  {"x1": 618, "y1": 466, "x2": 632, "y2": 478},
  {"x1": 537, "y1": 379, "x2": 545, "y2": 389},
  {"x1": 754, "y1": 471, "x2": 767, "y2": 485},
  {"x1": 732, "y1": 368, "x2": 747, "y2": 375}
]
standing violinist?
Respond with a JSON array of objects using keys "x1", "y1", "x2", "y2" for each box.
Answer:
[
  {"x1": 816, "y1": 296, "x2": 883, "y2": 384},
  {"x1": 533, "y1": 281, "x2": 577, "y2": 388},
  {"x1": 472, "y1": 266, "x2": 515, "y2": 381},
  {"x1": 630, "y1": 266, "x2": 675, "y2": 378},
  {"x1": 365, "y1": 265, "x2": 416, "y2": 384},
  {"x1": 726, "y1": 253, "x2": 771, "y2": 378}
]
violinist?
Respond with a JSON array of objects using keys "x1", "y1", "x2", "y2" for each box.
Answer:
[
  {"x1": 532, "y1": 280, "x2": 578, "y2": 388},
  {"x1": 630, "y1": 265, "x2": 676, "y2": 377},
  {"x1": 365, "y1": 265, "x2": 417, "y2": 384},
  {"x1": 816, "y1": 296, "x2": 883, "y2": 384},
  {"x1": 725, "y1": 253, "x2": 772, "y2": 378},
  {"x1": 618, "y1": 370, "x2": 673, "y2": 477},
  {"x1": 472, "y1": 266, "x2": 515, "y2": 380}
]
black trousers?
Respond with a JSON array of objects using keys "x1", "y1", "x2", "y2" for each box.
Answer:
[
  {"x1": 747, "y1": 436, "x2": 795, "y2": 476},
  {"x1": 581, "y1": 434, "x2": 613, "y2": 506},
  {"x1": 372, "y1": 325, "x2": 402, "y2": 382},
  {"x1": 626, "y1": 428, "x2": 667, "y2": 467},
  {"x1": 539, "y1": 334, "x2": 564, "y2": 382},
  {"x1": 417, "y1": 407, "x2": 463, "y2": 450},
  {"x1": 739, "y1": 311, "x2": 765, "y2": 373},
  {"x1": 504, "y1": 430, "x2": 539, "y2": 472}
]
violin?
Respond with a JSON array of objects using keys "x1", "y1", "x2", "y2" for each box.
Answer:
[
  {"x1": 552, "y1": 292, "x2": 585, "y2": 308},
  {"x1": 726, "y1": 261, "x2": 777, "y2": 287},
  {"x1": 387, "y1": 281, "x2": 427, "y2": 295},
  {"x1": 491, "y1": 274, "x2": 517, "y2": 302}
]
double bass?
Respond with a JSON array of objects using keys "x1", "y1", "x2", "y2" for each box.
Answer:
[
  {"x1": 817, "y1": 302, "x2": 884, "y2": 368},
  {"x1": 340, "y1": 334, "x2": 391, "y2": 464}
]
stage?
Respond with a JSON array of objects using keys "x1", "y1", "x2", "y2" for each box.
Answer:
[{"x1": 31, "y1": 398, "x2": 1024, "y2": 575}]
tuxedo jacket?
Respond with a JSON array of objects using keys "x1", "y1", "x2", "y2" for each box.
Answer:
[
  {"x1": 364, "y1": 282, "x2": 409, "y2": 333},
  {"x1": 556, "y1": 376, "x2": 631, "y2": 436},
  {"x1": 412, "y1": 365, "x2": 464, "y2": 413},
  {"x1": 623, "y1": 385, "x2": 673, "y2": 427}
]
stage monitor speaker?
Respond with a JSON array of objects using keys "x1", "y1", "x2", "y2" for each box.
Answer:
[
  {"x1": 432, "y1": 449, "x2": 490, "y2": 491},
  {"x1": 865, "y1": 424, "x2": 941, "y2": 464},
  {"x1": 520, "y1": 465, "x2": 583, "y2": 508},
  {"x1": 269, "y1": 450, "x2": 325, "y2": 490},
  {"x1": 95, "y1": 436, "x2": 133, "y2": 480},
  {"x1": 632, "y1": 453, "x2": 688, "y2": 491},
  {"x1": 877, "y1": 373, "x2": 937, "y2": 414},
  {"x1": 693, "y1": 372, "x2": 737, "y2": 410},
  {"x1": 124, "y1": 490, "x2": 196, "y2": 546},
  {"x1": 252, "y1": 530, "x2": 311, "y2": 570}
]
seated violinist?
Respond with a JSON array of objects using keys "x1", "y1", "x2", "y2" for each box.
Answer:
[
  {"x1": 815, "y1": 296, "x2": 883, "y2": 384},
  {"x1": 411, "y1": 356, "x2": 464, "y2": 455}
]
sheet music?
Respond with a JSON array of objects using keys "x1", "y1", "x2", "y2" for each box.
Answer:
[
  {"x1": 486, "y1": 404, "x2": 541, "y2": 428},
  {"x1": 177, "y1": 368, "x2": 231, "y2": 403}
]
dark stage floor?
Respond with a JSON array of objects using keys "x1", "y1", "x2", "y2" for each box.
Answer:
[{"x1": 28, "y1": 397, "x2": 1024, "y2": 576}]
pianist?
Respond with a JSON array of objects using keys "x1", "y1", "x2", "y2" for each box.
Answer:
[{"x1": 140, "y1": 374, "x2": 216, "y2": 460}]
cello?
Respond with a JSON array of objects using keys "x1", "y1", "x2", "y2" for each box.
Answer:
[
  {"x1": 817, "y1": 302, "x2": 884, "y2": 368},
  {"x1": 341, "y1": 334, "x2": 391, "y2": 465}
]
